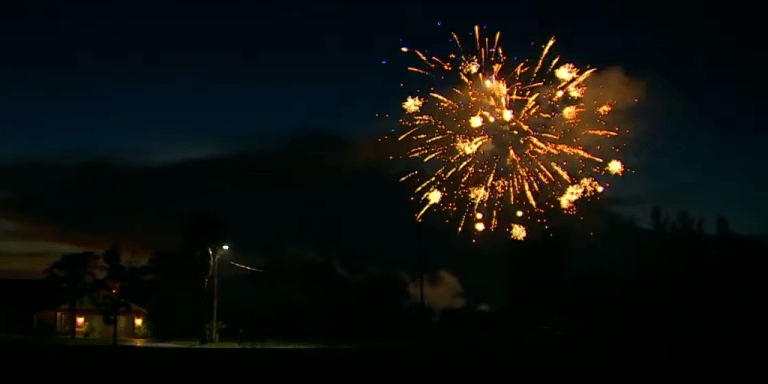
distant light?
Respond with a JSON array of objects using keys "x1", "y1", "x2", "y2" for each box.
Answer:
[
  {"x1": 382, "y1": 60, "x2": 386, "y2": 64},
  {"x1": 401, "y1": 47, "x2": 409, "y2": 52},
  {"x1": 222, "y1": 245, "x2": 229, "y2": 250},
  {"x1": 475, "y1": 222, "x2": 485, "y2": 231},
  {"x1": 437, "y1": 21, "x2": 441, "y2": 26}
]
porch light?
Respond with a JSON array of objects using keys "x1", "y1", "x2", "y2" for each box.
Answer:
[
  {"x1": 134, "y1": 317, "x2": 143, "y2": 327},
  {"x1": 76, "y1": 316, "x2": 85, "y2": 328}
]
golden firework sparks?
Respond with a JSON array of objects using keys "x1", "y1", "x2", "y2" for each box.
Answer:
[
  {"x1": 383, "y1": 25, "x2": 632, "y2": 238},
  {"x1": 561, "y1": 105, "x2": 582, "y2": 121},
  {"x1": 456, "y1": 136, "x2": 487, "y2": 155},
  {"x1": 559, "y1": 178, "x2": 603, "y2": 210},
  {"x1": 417, "y1": 188, "x2": 443, "y2": 220},
  {"x1": 461, "y1": 57, "x2": 480, "y2": 74},
  {"x1": 597, "y1": 103, "x2": 613, "y2": 116}
]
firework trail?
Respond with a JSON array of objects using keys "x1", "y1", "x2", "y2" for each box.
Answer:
[{"x1": 386, "y1": 26, "x2": 630, "y2": 241}]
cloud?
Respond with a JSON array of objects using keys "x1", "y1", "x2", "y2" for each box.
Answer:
[
  {"x1": 0, "y1": 129, "x2": 419, "y2": 279},
  {"x1": 0, "y1": 211, "x2": 152, "y2": 278}
]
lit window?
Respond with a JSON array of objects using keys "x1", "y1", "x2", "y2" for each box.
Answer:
[
  {"x1": 76, "y1": 316, "x2": 85, "y2": 329},
  {"x1": 134, "y1": 317, "x2": 143, "y2": 327}
]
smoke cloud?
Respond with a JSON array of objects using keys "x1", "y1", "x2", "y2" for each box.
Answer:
[{"x1": 407, "y1": 269, "x2": 466, "y2": 321}]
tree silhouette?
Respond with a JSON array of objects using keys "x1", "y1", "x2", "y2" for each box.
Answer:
[
  {"x1": 716, "y1": 216, "x2": 729, "y2": 238},
  {"x1": 146, "y1": 250, "x2": 197, "y2": 340},
  {"x1": 676, "y1": 211, "x2": 694, "y2": 234},
  {"x1": 651, "y1": 206, "x2": 666, "y2": 235},
  {"x1": 43, "y1": 252, "x2": 99, "y2": 338}
]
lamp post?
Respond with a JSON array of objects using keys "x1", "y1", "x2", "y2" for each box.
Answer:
[{"x1": 212, "y1": 244, "x2": 229, "y2": 343}]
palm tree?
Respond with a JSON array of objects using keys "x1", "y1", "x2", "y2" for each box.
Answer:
[
  {"x1": 98, "y1": 246, "x2": 149, "y2": 345},
  {"x1": 98, "y1": 290, "x2": 131, "y2": 346},
  {"x1": 44, "y1": 252, "x2": 99, "y2": 338}
]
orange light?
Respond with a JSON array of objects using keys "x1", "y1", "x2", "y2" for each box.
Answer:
[
  {"x1": 76, "y1": 316, "x2": 85, "y2": 327},
  {"x1": 134, "y1": 317, "x2": 143, "y2": 327}
]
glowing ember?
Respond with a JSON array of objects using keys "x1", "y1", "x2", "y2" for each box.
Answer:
[
  {"x1": 509, "y1": 224, "x2": 527, "y2": 240},
  {"x1": 403, "y1": 96, "x2": 424, "y2": 113},
  {"x1": 555, "y1": 63, "x2": 579, "y2": 82},
  {"x1": 469, "y1": 115, "x2": 484, "y2": 128},
  {"x1": 606, "y1": 159, "x2": 624, "y2": 175}
]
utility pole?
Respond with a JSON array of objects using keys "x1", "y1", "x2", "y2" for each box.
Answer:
[
  {"x1": 416, "y1": 222, "x2": 425, "y2": 331},
  {"x1": 213, "y1": 248, "x2": 218, "y2": 343},
  {"x1": 113, "y1": 291, "x2": 119, "y2": 347}
]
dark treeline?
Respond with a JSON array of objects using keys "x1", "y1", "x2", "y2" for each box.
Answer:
[{"x1": 32, "y1": 200, "x2": 768, "y2": 349}]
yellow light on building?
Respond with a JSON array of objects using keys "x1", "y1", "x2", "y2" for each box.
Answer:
[
  {"x1": 134, "y1": 317, "x2": 143, "y2": 327},
  {"x1": 76, "y1": 316, "x2": 85, "y2": 328}
]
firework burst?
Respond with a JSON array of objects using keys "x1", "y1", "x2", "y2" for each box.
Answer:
[{"x1": 386, "y1": 26, "x2": 630, "y2": 241}]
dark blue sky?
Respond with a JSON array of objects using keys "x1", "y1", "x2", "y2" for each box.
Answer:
[{"x1": 1, "y1": 0, "x2": 767, "y2": 234}]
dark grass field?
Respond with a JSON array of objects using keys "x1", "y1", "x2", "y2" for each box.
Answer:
[{"x1": 2, "y1": 332, "x2": 761, "y2": 377}]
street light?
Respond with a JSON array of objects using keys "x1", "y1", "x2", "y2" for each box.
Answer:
[{"x1": 212, "y1": 244, "x2": 229, "y2": 343}]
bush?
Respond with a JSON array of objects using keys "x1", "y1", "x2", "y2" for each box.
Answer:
[
  {"x1": 205, "y1": 320, "x2": 227, "y2": 342},
  {"x1": 83, "y1": 322, "x2": 94, "y2": 338},
  {"x1": 135, "y1": 322, "x2": 152, "y2": 338}
]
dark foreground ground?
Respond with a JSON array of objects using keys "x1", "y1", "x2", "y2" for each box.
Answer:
[{"x1": 2, "y1": 332, "x2": 762, "y2": 378}]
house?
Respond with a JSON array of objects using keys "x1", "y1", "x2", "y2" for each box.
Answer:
[{"x1": 34, "y1": 290, "x2": 148, "y2": 339}]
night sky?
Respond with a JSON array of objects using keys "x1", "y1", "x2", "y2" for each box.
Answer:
[{"x1": 1, "y1": 0, "x2": 767, "y2": 285}]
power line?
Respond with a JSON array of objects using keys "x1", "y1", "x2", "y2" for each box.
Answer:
[{"x1": 229, "y1": 261, "x2": 268, "y2": 273}]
